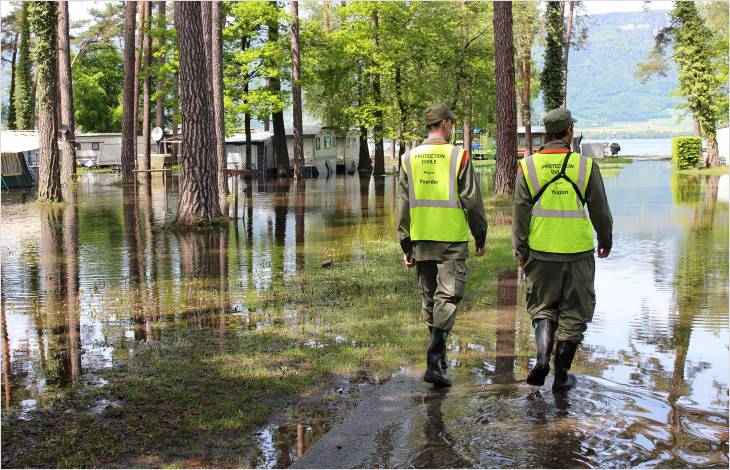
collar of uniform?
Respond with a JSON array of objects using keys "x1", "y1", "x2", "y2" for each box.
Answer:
[
  {"x1": 422, "y1": 138, "x2": 449, "y2": 145},
  {"x1": 537, "y1": 139, "x2": 570, "y2": 153}
]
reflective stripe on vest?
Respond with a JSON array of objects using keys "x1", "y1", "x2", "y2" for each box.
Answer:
[
  {"x1": 404, "y1": 144, "x2": 469, "y2": 242},
  {"x1": 519, "y1": 151, "x2": 594, "y2": 253}
]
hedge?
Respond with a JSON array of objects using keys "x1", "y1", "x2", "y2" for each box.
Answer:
[{"x1": 671, "y1": 136, "x2": 701, "y2": 170}]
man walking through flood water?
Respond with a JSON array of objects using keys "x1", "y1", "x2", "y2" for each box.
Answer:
[
  {"x1": 512, "y1": 108, "x2": 613, "y2": 392},
  {"x1": 397, "y1": 103, "x2": 488, "y2": 387}
]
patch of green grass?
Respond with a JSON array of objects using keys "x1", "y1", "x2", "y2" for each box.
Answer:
[
  {"x1": 676, "y1": 164, "x2": 728, "y2": 176},
  {"x1": 1, "y1": 199, "x2": 518, "y2": 467},
  {"x1": 596, "y1": 157, "x2": 633, "y2": 165},
  {"x1": 473, "y1": 159, "x2": 496, "y2": 167}
]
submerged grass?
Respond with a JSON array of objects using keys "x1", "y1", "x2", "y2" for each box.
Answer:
[
  {"x1": 1, "y1": 199, "x2": 517, "y2": 468},
  {"x1": 677, "y1": 164, "x2": 728, "y2": 176}
]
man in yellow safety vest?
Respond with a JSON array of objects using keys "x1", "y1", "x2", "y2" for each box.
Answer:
[
  {"x1": 397, "y1": 103, "x2": 488, "y2": 387},
  {"x1": 512, "y1": 107, "x2": 613, "y2": 392}
]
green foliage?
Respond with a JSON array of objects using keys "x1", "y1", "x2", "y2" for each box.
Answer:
[
  {"x1": 637, "y1": 3, "x2": 726, "y2": 135},
  {"x1": 13, "y1": 2, "x2": 33, "y2": 130},
  {"x1": 540, "y1": 1, "x2": 564, "y2": 112},
  {"x1": 222, "y1": 1, "x2": 289, "y2": 135},
  {"x1": 301, "y1": 1, "x2": 496, "y2": 141},
  {"x1": 699, "y1": 1, "x2": 729, "y2": 127},
  {"x1": 672, "y1": 2, "x2": 721, "y2": 138},
  {"x1": 72, "y1": 47, "x2": 123, "y2": 132},
  {"x1": 671, "y1": 136, "x2": 701, "y2": 169}
]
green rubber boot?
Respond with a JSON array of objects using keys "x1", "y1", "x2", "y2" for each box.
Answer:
[
  {"x1": 423, "y1": 328, "x2": 452, "y2": 387},
  {"x1": 552, "y1": 340, "x2": 578, "y2": 392},
  {"x1": 526, "y1": 319, "x2": 557, "y2": 386}
]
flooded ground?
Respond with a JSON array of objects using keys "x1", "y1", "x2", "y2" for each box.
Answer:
[{"x1": 1, "y1": 160, "x2": 727, "y2": 467}]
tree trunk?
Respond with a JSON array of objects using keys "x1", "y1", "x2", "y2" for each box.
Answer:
[
  {"x1": 142, "y1": 1, "x2": 152, "y2": 172},
  {"x1": 323, "y1": 0, "x2": 331, "y2": 31},
  {"x1": 57, "y1": 0, "x2": 76, "y2": 184},
  {"x1": 245, "y1": 107, "x2": 252, "y2": 169},
  {"x1": 562, "y1": 1, "x2": 574, "y2": 107},
  {"x1": 211, "y1": 0, "x2": 228, "y2": 209},
  {"x1": 174, "y1": 0, "x2": 221, "y2": 224},
  {"x1": 693, "y1": 117, "x2": 702, "y2": 137},
  {"x1": 395, "y1": 65, "x2": 407, "y2": 165},
  {"x1": 493, "y1": 1, "x2": 518, "y2": 195},
  {"x1": 7, "y1": 31, "x2": 18, "y2": 130},
  {"x1": 358, "y1": 126, "x2": 372, "y2": 173},
  {"x1": 371, "y1": 8, "x2": 385, "y2": 176},
  {"x1": 524, "y1": 36, "x2": 533, "y2": 156},
  {"x1": 464, "y1": 94, "x2": 473, "y2": 155},
  {"x1": 290, "y1": 0, "x2": 304, "y2": 180},
  {"x1": 705, "y1": 132, "x2": 720, "y2": 168},
  {"x1": 14, "y1": 3, "x2": 34, "y2": 130},
  {"x1": 133, "y1": 2, "x2": 145, "y2": 161},
  {"x1": 121, "y1": 1, "x2": 137, "y2": 184},
  {"x1": 268, "y1": 3, "x2": 290, "y2": 177},
  {"x1": 30, "y1": 1, "x2": 62, "y2": 202},
  {"x1": 155, "y1": 1, "x2": 166, "y2": 130}
]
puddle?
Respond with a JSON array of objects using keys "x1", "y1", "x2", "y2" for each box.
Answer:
[{"x1": 1, "y1": 162, "x2": 727, "y2": 467}]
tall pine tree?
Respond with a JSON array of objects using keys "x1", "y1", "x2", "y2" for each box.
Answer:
[{"x1": 540, "y1": 1, "x2": 564, "y2": 112}]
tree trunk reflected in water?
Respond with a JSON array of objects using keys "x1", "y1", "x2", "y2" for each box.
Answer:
[{"x1": 494, "y1": 269, "x2": 518, "y2": 384}]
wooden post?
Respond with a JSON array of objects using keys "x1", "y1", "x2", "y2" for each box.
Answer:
[{"x1": 232, "y1": 172, "x2": 239, "y2": 220}]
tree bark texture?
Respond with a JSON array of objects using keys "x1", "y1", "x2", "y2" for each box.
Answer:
[
  {"x1": 121, "y1": 1, "x2": 137, "y2": 184},
  {"x1": 493, "y1": 1, "x2": 518, "y2": 195},
  {"x1": 323, "y1": 0, "x2": 331, "y2": 31},
  {"x1": 268, "y1": 2, "x2": 290, "y2": 177},
  {"x1": 142, "y1": 1, "x2": 152, "y2": 172},
  {"x1": 14, "y1": 3, "x2": 34, "y2": 130},
  {"x1": 358, "y1": 126, "x2": 372, "y2": 173},
  {"x1": 705, "y1": 133, "x2": 721, "y2": 168},
  {"x1": 371, "y1": 8, "x2": 385, "y2": 176},
  {"x1": 57, "y1": 0, "x2": 77, "y2": 184},
  {"x1": 211, "y1": 0, "x2": 228, "y2": 208},
  {"x1": 174, "y1": 0, "x2": 221, "y2": 224},
  {"x1": 562, "y1": 1, "x2": 574, "y2": 107},
  {"x1": 395, "y1": 65, "x2": 407, "y2": 162},
  {"x1": 29, "y1": 1, "x2": 61, "y2": 202},
  {"x1": 290, "y1": 0, "x2": 304, "y2": 180},
  {"x1": 7, "y1": 31, "x2": 18, "y2": 130},
  {"x1": 155, "y1": 1, "x2": 166, "y2": 130},
  {"x1": 133, "y1": 2, "x2": 145, "y2": 159}
]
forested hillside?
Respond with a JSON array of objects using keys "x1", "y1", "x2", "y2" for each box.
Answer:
[{"x1": 538, "y1": 10, "x2": 682, "y2": 127}]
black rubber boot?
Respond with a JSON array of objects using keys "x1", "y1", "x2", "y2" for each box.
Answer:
[
  {"x1": 526, "y1": 319, "x2": 557, "y2": 386},
  {"x1": 423, "y1": 329, "x2": 452, "y2": 387},
  {"x1": 429, "y1": 326, "x2": 448, "y2": 370},
  {"x1": 552, "y1": 340, "x2": 578, "y2": 392}
]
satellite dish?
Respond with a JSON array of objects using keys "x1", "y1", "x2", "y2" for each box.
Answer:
[
  {"x1": 59, "y1": 124, "x2": 69, "y2": 135},
  {"x1": 152, "y1": 127, "x2": 164, "y2": 142}
]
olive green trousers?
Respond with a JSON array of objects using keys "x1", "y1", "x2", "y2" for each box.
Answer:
[
  {"x1": 524, "y1": 256, "x2": 596, "y2": 343},
  {"x1": 416, "y1": 259, "x2": 467, "y2": 333}
]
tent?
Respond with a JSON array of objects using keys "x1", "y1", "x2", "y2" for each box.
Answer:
[{"x1": 1, "y1": 131, "x2": 39, "y2": 189}]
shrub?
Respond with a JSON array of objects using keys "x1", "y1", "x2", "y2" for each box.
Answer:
[{"x1": 671, "y1": 136, "x2": 701, "y2": 170}]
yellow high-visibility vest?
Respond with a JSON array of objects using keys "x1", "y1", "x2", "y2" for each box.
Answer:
[
  {"x1": 403, "y1": 144, "x2": 469, "y2": 242},
  {"x1": 519, "y1": 150, "x2": 594, "y2": 253}
]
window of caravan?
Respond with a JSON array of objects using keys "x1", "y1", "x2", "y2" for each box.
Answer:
[
  {"x1": 316, "y1": 137, "x2": 321, "y2": 150},
  {"x1": 92, "y1": 142, "x2": 100, "y2": 150}
]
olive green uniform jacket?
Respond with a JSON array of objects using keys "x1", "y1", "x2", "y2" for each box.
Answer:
[
  {"x1": 397, "y1": 138, "x2": 488, "y2": 331},
  {"x1": 512, "y1": 139, "x2": 614, "y2": 343}
]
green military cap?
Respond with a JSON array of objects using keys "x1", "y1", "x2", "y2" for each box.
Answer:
[
  {"x1": 424, "y1": 103, "x2": 457, "y2": 125},
  {"x1": 543, "y1": 108, "x2": 577, "y2": 133}
]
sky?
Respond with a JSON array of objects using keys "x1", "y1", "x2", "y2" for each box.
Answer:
[{"x1": 2, "y1": 0, "x2": 675, "y2": 23}]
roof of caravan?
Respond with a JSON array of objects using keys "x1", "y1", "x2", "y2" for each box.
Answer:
[
  {"x1": 0, "y1": 131, "x2": 40, "y2": 153},
  {"x1": 226, "y1": 131, "x2": 274, "y2": 144}
]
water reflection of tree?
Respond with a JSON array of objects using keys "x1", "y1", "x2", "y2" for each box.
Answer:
[
  {"x1": 494, "y1": 270, "x2": 518, "y2": 384},
  {"x1": 668, "y1": 175, "x2": 727, "y2": 406},
  {"x1": 122, "y1": 186, "x2": 146, "y2": 341},
  {"x1": 37, "y1": 199, "x2": 82, "y2": 389}
]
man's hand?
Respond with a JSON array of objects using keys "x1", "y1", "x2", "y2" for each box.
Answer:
[
  {"x1": 597, "y1": 246, "x2": 610, "y2": 258},
  {"x1": 403, "y1": 252, "x2": 416, "y2": 270},
  {"x1": 475, "y1": 246, "x2": 486, "y2": 257}
]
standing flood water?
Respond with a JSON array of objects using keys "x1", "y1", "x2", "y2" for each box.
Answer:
[{"x1": 1, "y1": 161, "x2": 727, "y2": 467}]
